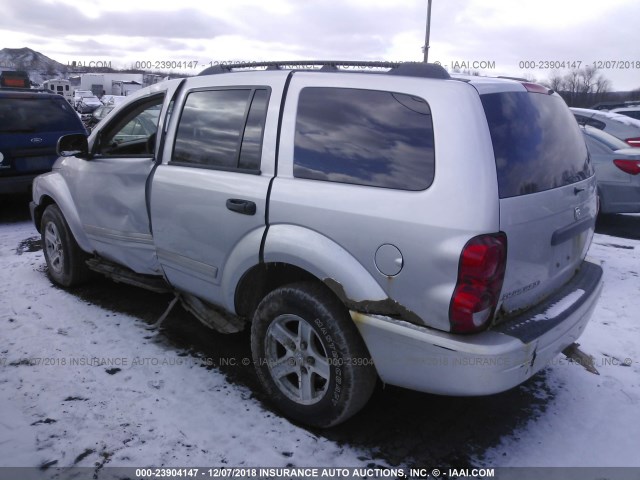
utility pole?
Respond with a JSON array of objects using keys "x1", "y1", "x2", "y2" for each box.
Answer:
[{"x1": 423, "y1": 0, "x2": 433, "y2": 63}]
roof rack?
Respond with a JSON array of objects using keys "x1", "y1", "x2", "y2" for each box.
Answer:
[
  {"x1": 497, "y1": 75, "x2": 529, "y2": 82},
  {"x1": 198, "y1": 61, "x2": 450, "y2": 80}
]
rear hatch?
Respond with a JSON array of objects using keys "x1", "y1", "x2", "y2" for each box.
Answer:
[
  {"x1": 480, "y1": 87, "x2": 597, "y2": 320},
  {"x1": 0, "y1": 95, "x2": 85, "y2": 177}
]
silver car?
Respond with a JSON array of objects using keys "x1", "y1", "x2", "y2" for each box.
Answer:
[
  {"x1": 30, "y1": 62, "x2": 603, "y2": 427},
  {"x1": 581, "y1": 125, "x2": 640, "y2": 213},
  {"x1": 571, "y1": 107, "x2": 640, "y2": 148}
]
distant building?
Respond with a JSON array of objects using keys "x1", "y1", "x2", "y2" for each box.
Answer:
[{"x1": 76, "y1": 73, "x2": 145, "y2": 96}]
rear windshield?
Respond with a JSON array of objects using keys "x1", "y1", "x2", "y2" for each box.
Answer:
[
  {"x1": 0, "y1": 96, "x2": 82, "y2": 133},
  {"x1": 481, "y1": 92, "x2": 593, "y2": 198}
]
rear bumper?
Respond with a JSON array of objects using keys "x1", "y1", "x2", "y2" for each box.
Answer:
[
  {"x1": 352, "y1": 259, "x2": 603, "y2": 396},
  {"x1": 0, "y1": 173, "x2": 38, "y2": 194}
]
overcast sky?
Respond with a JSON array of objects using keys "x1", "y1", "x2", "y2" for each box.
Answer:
[{"x1": 1, "y1": 0, "x2": 638, "y2": 90}]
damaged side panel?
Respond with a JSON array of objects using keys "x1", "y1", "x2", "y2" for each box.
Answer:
[{"x1": 323, "y1": 277, "x2": 425, "y2": 327}]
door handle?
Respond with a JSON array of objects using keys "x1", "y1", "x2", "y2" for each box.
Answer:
[{"x1": 226, "y1": 198, "x2": 256, "y2": 215}]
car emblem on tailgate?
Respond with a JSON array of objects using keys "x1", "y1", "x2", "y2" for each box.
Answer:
[
  {"x1": 30, "y1": 137, "x2": 43, "y2": 144},
  {"x1": 574, "y1": 206, "x2": 583, "y2": 220}
]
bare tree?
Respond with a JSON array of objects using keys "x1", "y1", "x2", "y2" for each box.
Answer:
[
  {"x1": 545, "y1": 67, "x2": 611, "y2": 107},
  {"x1": 545, "y1": 72, "x2": 564, "y2": 92}
]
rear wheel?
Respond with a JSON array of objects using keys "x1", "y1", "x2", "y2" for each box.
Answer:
[
  {"x1": 41, "y1": 204, "x2": 90, "y2": 287},
  {"x1": 251, "y1": 282, "x2": 377, "y2": 427}
]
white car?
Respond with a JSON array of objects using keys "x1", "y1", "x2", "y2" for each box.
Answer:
[
  {"x1": 571, "y1": 107, "x2": 640, "y2": 147},
  {"x1": 72, "y1": 90, "x2": 94, "y2": 109},
  {"x1": 101, "y1": 95, "x2": 127, "y2": 106},
  {"x1": 611, "y1": 107, "x2": 640, "y2": 122}
]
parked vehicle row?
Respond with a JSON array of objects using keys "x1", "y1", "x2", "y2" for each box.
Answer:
[
  {"x1": 73, "y1": 90, "x2": 102, "y2": 113},
  {"x1": 580, "y1": 126, "x2": 640, "y2": 214},
  {"x1": 30, "y1": 62, "x2": 604, "y2": 427},
  {"x1": 571, "y1": 107, "x2": 640, "y2": 147}
]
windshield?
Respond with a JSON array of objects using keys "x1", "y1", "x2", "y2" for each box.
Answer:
[{"x1": 0, "y1": 97, "x2": 82, "y2": 133}]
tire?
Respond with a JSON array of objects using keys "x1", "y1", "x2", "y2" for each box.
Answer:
[
  {"x1": 251, "y1": 282, "x2": 377, "y2": 427},
  {"x1": 41, "y1": 204, "x2": 91, "y2": 287}
]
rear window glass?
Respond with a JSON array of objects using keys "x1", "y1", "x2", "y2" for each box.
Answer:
[
  {"x1": 481, "y1": 92, "x2": 593, "y2": 198},
  {"x1": 294, "y1": 87, "x2": 435, "y2": 191},
  {"x1": 0, "y1": 96, "x2": 82, "y2": 133}
]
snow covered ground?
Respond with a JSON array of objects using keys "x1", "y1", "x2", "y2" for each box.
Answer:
[
  {"x1": 479, "y1": 230, "x2": 640, "y2": 467},
  {"x1": 1, "y1": 215, "x2": 639, "y2": 471}
]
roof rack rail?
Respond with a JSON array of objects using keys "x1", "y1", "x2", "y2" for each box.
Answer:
[
  {"x1": 497, "y1": 75, "x2": 529, "y2": 82},
  {"x1": 198, "y1": 61, "x2": 450, "y2": 79}
]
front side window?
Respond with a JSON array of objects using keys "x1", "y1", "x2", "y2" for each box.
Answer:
[
  {"x1": 293, "y1": 87, "x2": 435, "y2": 191},
  {"x1": 172, "y1": 88, "x2": 269, "y2": 171},
  {"x1": 98, "y1": 96, "x2": 163, "y2": 156}
]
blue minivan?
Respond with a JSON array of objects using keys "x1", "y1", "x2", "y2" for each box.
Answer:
[{"x1": 0, "y1": 90, "x2": 86, "y2": 194}]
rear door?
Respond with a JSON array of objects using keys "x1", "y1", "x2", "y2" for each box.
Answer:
[
  {"x1": 480, "y1": 89, "x2": 598, "y2": 316},
  {"x1": 150, "y1": 72, "x2": 287, "y2": 307}
]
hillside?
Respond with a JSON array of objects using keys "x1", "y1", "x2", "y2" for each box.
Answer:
[{"x1": 0, "y1": 47, "x2": 69, "y2": 85}]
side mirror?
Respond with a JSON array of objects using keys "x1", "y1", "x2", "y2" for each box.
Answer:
[{"x1": 57, "y1": 134, "x2": 89, "y2": 158}]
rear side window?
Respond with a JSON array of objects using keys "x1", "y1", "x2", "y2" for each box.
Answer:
[
  {"x1": 172, "y1": 88, "x2": 269, "y2": 172},
  {"x1": 0, "y1": 97, "x2": 81, "y2": 133},
  {"x1": 294, "y1": 87, "x2": 435, "y2": 191},
  {"x1": 482, "y1": 92, "x2": 593, "y2": 198},
  {"x1": 574, "y1": 114, "x2": 606, "y2": 130}
]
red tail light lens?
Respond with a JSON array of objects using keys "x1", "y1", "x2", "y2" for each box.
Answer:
[
  {"x1": 625, "y1": 137, "x2": 640, "y2": 148},
  {"x1": 521, "y1": 82, "x2": 551, "y2": 94},
  {"x1": 449, "y1": 233, "x2": 507, "y2": 333},
  {"x1": 613, "y1": 159, "x2": 640, "y2": 175},
  {"x1": 4, "y1": 78, "x2": 26, "y2": 87}
]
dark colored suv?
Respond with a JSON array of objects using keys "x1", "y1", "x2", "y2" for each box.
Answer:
[{"x1": 0, "y1": 90, "x2": 86, "y2": 194}]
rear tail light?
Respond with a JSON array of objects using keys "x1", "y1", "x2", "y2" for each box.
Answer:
[
  {"x1": 449, "y1": 233, "x2": 507, "y2": 333},
  {"x1": 625, "y1": 137, "x2": 640, "y2": 148},
  {"x1": 613, "y1": 159, "x2": 640, "y2": 175}
]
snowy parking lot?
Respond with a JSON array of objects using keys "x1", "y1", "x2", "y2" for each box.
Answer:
[{"x1": 1, "y1": 195, "x2": 639, "y2": 473}]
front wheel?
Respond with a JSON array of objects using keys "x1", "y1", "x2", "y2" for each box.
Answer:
[
  {"x1": 251, "y1": 282, "x2": 377, "y2": 427},
  {"x1": 41, "y1": 204, "x2": 90, "y2": 287}
]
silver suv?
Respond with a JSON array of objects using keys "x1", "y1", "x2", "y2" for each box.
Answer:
[{"x1": 30, "y1": 62, "x2": 603, "y2": 427}]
